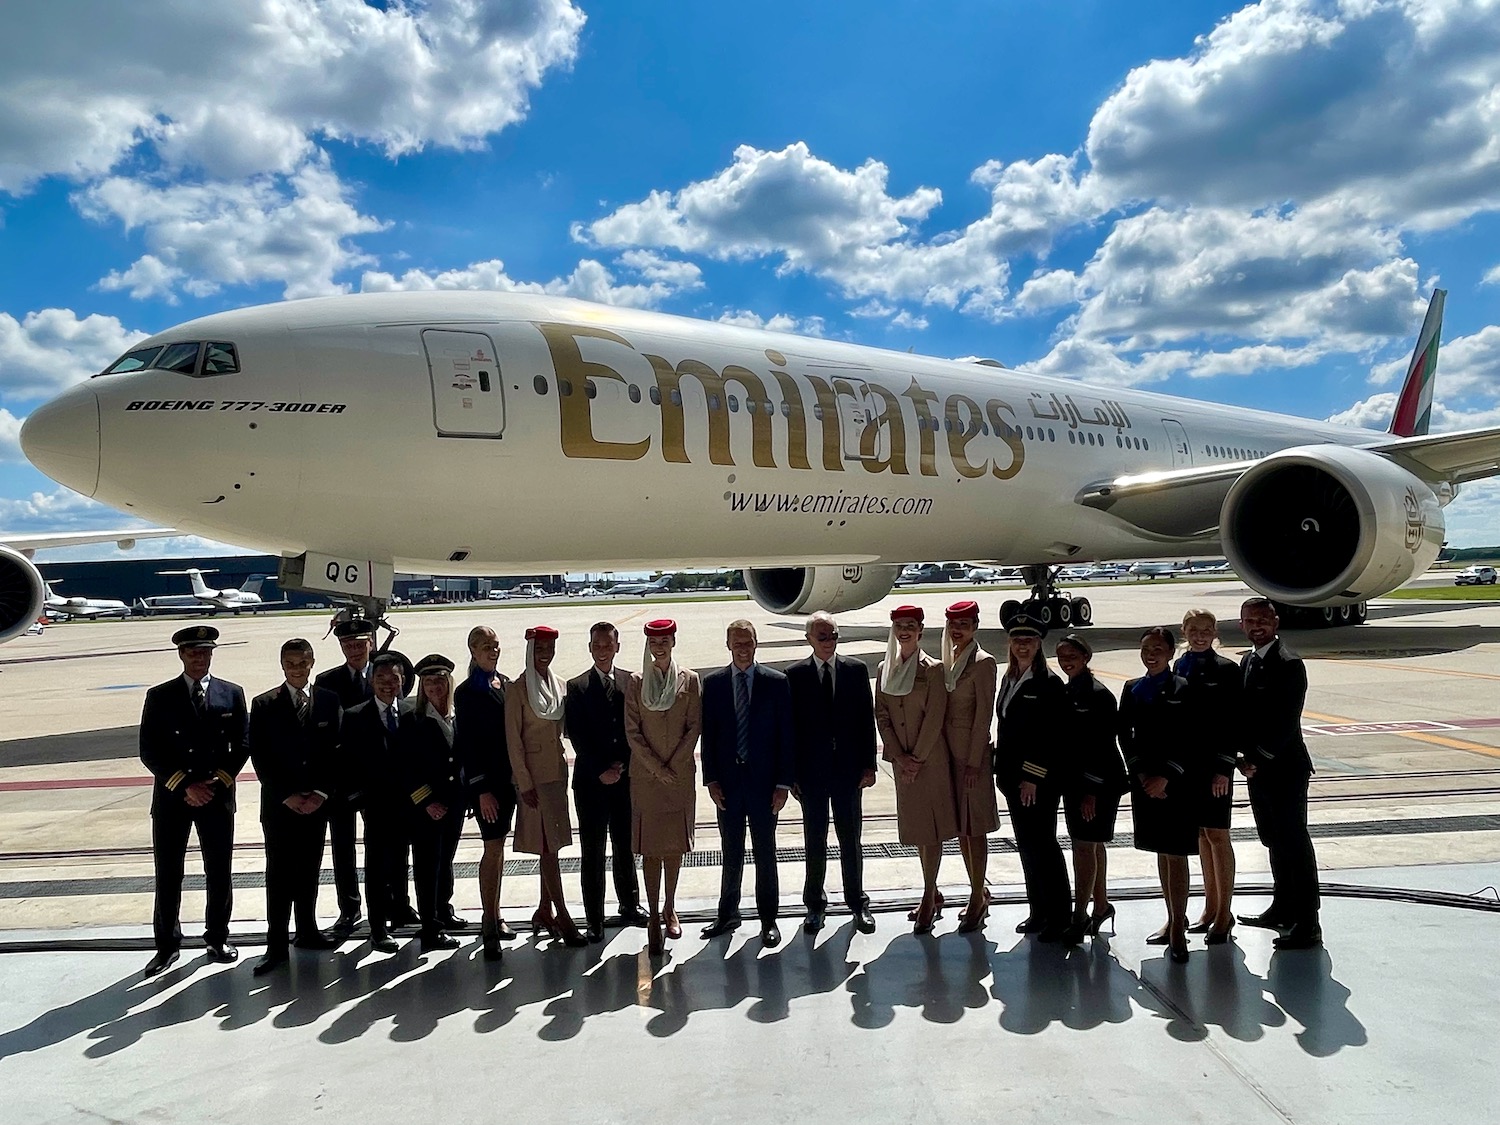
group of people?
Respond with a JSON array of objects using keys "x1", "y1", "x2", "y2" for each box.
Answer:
[{"x1": 137, "y1": 594, "x2": 1322, "y2": 982}]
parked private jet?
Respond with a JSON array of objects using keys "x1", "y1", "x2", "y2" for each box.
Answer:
[
  {"x1": 13, "y1": 287, "x2": 1492, "y2": 641},
  {"x1": 42, "y1": 579, "x2": 132, "y2": 620},
  {"x1": 0, "y1": 529, "x2": 172, "y2": 640},
  {"x1": 148, "y1": 568, "x2": 279, "y2": 614}
]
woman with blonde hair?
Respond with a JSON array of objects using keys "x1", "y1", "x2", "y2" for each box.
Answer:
[
  {"x1": 624, "y1": 618, "x2": 702, "y2": 956},
  {"x1": 1175, "y1": 608, "x2": 1241, "y2": 942},
  {"x1": 401, "y1": 654, "x2": 466, "y2": 952}
]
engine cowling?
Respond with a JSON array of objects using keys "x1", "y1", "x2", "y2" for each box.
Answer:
[
  {"x1": 744, "y1": 564, "x2": 902, "y2": 615},
  {"x1": 0, "y1": 545, "x2": 48, "y2": 643},
  {"x1": 1221, "y1": 445, "x2": 1444, "y2": 606}
]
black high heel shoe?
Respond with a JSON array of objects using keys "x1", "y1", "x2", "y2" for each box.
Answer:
[
  {"x1": 1186, "y1": 918, "x2": 1213, "y2": 934},
  {"x1": 1145, "y1": 926, "x2": 1170, "y2": 946},
  {"x1": 1205, "y1": 920, "x2": 1235, "y2": 945},
  {"x1": 1087, "y1": 904, "x2": 1116, "y2": 936},
  {"x1": 1169, "y1": 940, "x2": 1190, "y2": 964}
]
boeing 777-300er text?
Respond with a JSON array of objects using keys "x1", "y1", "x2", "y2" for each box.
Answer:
[{"x1": 13, "y1": 288, "x2": 1497, "y2": 642}]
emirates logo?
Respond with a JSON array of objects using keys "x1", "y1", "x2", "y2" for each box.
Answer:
[
  {"x1": 842, "y1": 565, "x2": 864, "y2": 583},
  {"x1": 1403, "y1": 487, "x2": 1425, "y2": 552}
]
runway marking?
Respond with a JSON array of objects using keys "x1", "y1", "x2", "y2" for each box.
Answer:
[
  {"x1": 1314, "y1": 657, "x2": 1500, "y2": 683},
  {"x1": 1302, "y1": 709, "x2": 1500, "y2": 759},
  {"x1": 0, "y1": 772, "x2": 254, "y2": 794}
]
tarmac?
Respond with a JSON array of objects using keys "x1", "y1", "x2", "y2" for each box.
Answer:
[{"x1": 2, "y1": 578, "x2": 1499, "y2": 1123}]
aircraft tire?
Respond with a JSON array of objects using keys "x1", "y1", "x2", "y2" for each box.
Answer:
[
  {"x1": 1052, "y1": 598, "x2": 1072, "y2": 626},
  {"x1": 1000, "y1": 599, "x2": 1021, "y2": 628},
  {"x1": 1073, "y1": 597, "x2": 1093, "y2": 626},
  {"x1": 1353, "y1": 602, "x2": 1369, "y2": 625}
]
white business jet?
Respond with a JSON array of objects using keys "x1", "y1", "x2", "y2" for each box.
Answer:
[
  {"x1": 14, "y1": 287, "x2": 1496, "y2": 641},
  {"x1": 42, "y1": 579, "x2": 132, "y2": 620},
  {"x1": 0, "y1": 529, "x2": 172, "y2": 640}
]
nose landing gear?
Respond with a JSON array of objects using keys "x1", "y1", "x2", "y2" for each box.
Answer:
[{"x1": 999, "y1": 565, "x2": 1093, "y2": 631}]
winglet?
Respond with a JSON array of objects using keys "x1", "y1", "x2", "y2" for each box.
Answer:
[{"x1": 1390, "y1": 289, "x2": 1446, "y2": 437}]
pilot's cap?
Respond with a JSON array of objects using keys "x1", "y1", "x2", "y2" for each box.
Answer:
[
  {"x1": 1055, "y1": 632, "x2": 1092, "y2": 658},
  {"x1": 525, "y1": 625, "x2": 559, "y2": 641},
  {"x1": 333, "y1": 618, "x2": 376, "y2": 639},
  {"x1": 1005, "y1": 613, "x2": 1047, "y2": 640},
  {"x1": 644, "y1": 619, "x2": 677, "y2": 637},
  {"x1": 945, "y1": 600, "x2": 980, "y2": 621},
  {"x1": 413, "y1": 653, "x2": 455, "y2": 677},
  {"x1": 173, "y1": 625, "x2": 219, "y2": 649},
  {"x1": 370, "y1": 649, "x2": 415, "y2": 688},
  {"x1": 890, "y1": 605, "x2": 924, "y2": 623}
]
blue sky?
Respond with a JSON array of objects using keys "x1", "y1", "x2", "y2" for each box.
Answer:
[{"x1": 3, "y1": 0, "x2": 1499, "y2": 557}]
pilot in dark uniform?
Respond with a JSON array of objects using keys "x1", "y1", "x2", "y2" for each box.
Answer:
[
  {"x1": 249, "y1": 637, "x2": 343, "y2": 976},
  {"x1": 138, "y1": 625, "x2": 249, "y2": 978},
  {"x1": 565, "y1": 621, "x2": 646, "y2": 943},
  {"x1": 341, "y1": 650, "x2": 415, "y2": 953},
  {"x1": 402, "y1": 653, "x2": 468, "y2": 952},
  {"x1": 1236, "y1": 597, "x2": 1322, "y2": 950},
  {"x1": 314, "y1": 618, "x2": 376, "y2": 936}
]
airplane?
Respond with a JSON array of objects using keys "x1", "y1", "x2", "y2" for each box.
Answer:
[
  {"x1": 42, "y1": 579, "x2": 132, "y2": 620},
  {"x1": 0, "y1": 529, "x2": 174, "y2": 641},
  {"x1": 605, "y1": 575, "x2": 674, "y2": 596},
  {"x1": 152, "y1": 568, "x2": 280, "y2": 613},
  {"x1": 12, "y1": 286, "x2": 1492, "y2": 641}
]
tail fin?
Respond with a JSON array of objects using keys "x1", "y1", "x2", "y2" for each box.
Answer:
[
  {"x1": 1390, "y1": 289, "x2": 1445, "y2": 437},
  {"x1": 239, "y1": 575, "x2": 265, "y2": 595}
]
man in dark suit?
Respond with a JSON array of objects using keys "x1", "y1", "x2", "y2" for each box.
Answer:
[
  {"x1": 138, "y1": 625, "x2": 249, "y2": 978},
  {"x1": 314, "y1": 618, "x2": 375, "y2": 936},
  {"x1": 250, "y1": 638, "x2": 343, "y2": 975},
  {"x1": 1236, "y1": 597, "x2": 1322, "y2": 949},
  {"x1": 565, "y1": 621, "x2": 645, "y2": 943},
  {"x1": 700, "y1": 619, "x2": 795, "y2": 947},
  {"x1": 786, "y1": 611, "x2": 878, "y2": 934},
  {"x1": 341, "y1": 650, "x2": 415, "y2": 953}
]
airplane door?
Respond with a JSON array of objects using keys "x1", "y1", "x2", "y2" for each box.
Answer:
[
  {"x1": 424, "y1": 329, "x2": 506, "y2": 438},
  {"x1": 836, "y1": 377, "x2": 887, "y2": 462},
  {"x1": 1162, "y1": 418, "x2": 1193, "y2": 468}
]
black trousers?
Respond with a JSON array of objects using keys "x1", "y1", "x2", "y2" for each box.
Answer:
[
  {"x1": 327, "y1": 799, "x2": 361, "y2": 915},
  {"x1": 410, "y1": 805, "x2": 464, "y2": 936},
  {"x1": 1247, "y1": 767, "x2": 1320, "y2": 922},
  {"x1": 717, "y1": 788, "x2": 780, "y2": 924},
  {"x1": 263, "y1": 804, "x2": 329, "y2": 953},
  {"x1": 800, "y1": 787, "x2": 866, "y2": 913},
  {"x1": 575, "y1": 779, "x2": 640, "y2": 927},
  {"x1": 361, "y1": 800, "x2": 412, "y2": 936},
  {"x1": 1000, "y1": 780, "x2": 1072, "y2": 923},
  {"x1": 151, "y1": 798, "x2": 234, "y2": 953}
]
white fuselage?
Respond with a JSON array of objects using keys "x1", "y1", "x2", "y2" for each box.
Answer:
[{"x1": 30, "y1": 292, "x2": 1383, "y2": 575}]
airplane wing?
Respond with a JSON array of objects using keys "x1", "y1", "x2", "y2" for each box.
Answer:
[
  {"x1": 1, "y1": 527, "x2": 176, "y2": 554},
  {"x1": 1361, "y1": 426, "x2": 1500, "y2": 484}
]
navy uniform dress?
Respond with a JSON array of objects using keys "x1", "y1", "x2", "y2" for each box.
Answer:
[
  {"x1": 453, "y1": 667, "x2": 518, "y2": 841},
  {"x1": 1059, "y1": 671, "x2": 1127, "y2": 843},
  {"x1": 1174, "y1": 649, "x2": 1242, "y2": 830},
  {"x1": 994, "y1": 666, "x2": 1071, "y2": 927},
  {"x1": 139, "y1": 673, "x2": 249, "y2": 957},
  {"x1": 1117, "y1": 672, "x2": 1201, "y2": 856},
  {"x1": 400, "y1": 708, "x2": 466, "y2": 939}
]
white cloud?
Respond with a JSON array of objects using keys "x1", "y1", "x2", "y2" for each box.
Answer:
[
  {"x1": 1327, "y1": 392, "x2": 1398, "y2": 429},
  {"x1": 850, "y1": 301, "x2": 896, "y2": 319},
  {"x1": 1015, "y1": 269, "x2": 1081, "y2": 312},
  {"x1": 890, "y1": 310, "x2": 929, "y2": 331},
  {"x1": 0, "y1": 407, "x2": 22, "y2": 462},
  {"x1": 359, "y1": 253, "x2": 702, "y2": 308},
  {"x1": 83, "y1": 157, "x2": 386, "y2": 300},
  {"x1": 0, "y1": 0, "x2": 586, "y2": 192},
  {"x1": 715, "y1": 310, "x2": 828, "y2": 337},
  {"x1": 1429, "y1": 325, "x2": 1500, "y2": 398},
  {"x1": 0, "y1": 487, "x2": 114, "y2": 531},
  {"x1": 1484, "y1": 263, "x2": 1500, "y2": 285},
  {"x1": 0, "y1": 308, "x2": 146, "y2": 401}
]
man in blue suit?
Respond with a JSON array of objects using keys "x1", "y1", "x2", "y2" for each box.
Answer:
[{"x1": 700, "y1": 619, "x2": 795, "y2": 947}]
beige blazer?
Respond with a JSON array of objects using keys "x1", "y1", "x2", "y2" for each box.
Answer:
[
  {"x1": 505, "y1": 678, "x2": 567, "y2": 792},
  {"x1": 624, "y1": 670, "x2": 702, "y2": 810},
  {"x1": 876, "y1": 652, "x2": 948, "y2": 763},
  {"x1": 944, "y1": 652, "x2": 997, "y2": 771}
]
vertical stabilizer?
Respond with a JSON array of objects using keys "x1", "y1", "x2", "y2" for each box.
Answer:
[{"x1": 1390, "y1": 289, "x2": 1445, "y2": 437}]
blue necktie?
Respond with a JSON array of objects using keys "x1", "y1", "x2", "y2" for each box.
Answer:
[
  {"x1": 385, "y1": 705, "x2": 398, "y2": 735},
  {"x1": 734, "y1": 670, "x2": 751, "y2": 764}
]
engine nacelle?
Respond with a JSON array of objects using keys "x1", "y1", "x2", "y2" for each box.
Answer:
[
  {"x1": 1221, "y1": 445, "x2": 1444, "y2": 606},
  {"x1": 0, "y1": 545, "x2": 48, "y2": 643},
  {"x1": 744, "y1": 564, "x2": 902, "y2": 615}
]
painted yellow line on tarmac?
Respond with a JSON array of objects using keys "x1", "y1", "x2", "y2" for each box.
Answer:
[
  {"x1": 1315, "y1": 658, "x2": 1500, "y2": 684},
  {"x1": 1301, "y1": 709, "x2": 1500, "y2": 760}
]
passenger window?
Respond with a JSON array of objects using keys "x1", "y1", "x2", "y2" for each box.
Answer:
[
  {"x1": 813, "y1": 404, "x2": 824, "y2": 421},
  {"x1": 707, "y1": 394, "x2": 720, "y2": 411},
  {"x1": 628, "y1": 385, "x2": 641, "y2": 404},
  {"x1": 559, "y1": 379, "x2": 574, "y2": 396},
  {"x1": 533, "y1": 376, "x2": 549, "y2": 395},
  {"x1": 100, "y1": 345, "x2": 165, "y2": 376},
  {"x1": 1048, "y1": 428, "x2": 1056, "y2": 442},
  {"x1": 584, "y1": 379, "x2": 597, "y2": 399},
  {"x1": 670, "y1": 389, "x2": 682, "y2": 407},
  {"x1": 1026, "y1": 426, "x2": 1034, "y2": 440},
  {"x1": 200, "y1": 342, "x2": 239, "y2": 375},
  {"x1": 728, "y1": 395, "x2": 739, "y2": 413},
  {"x1": 780, "y1": 401, "x2": 791, "y2": 417},
  {"x1": 649, "y1": 386, "x2": 661, "y2": 405},
  {"x1": 153, "y1": 342, "x2": 202, "y2": 375}
]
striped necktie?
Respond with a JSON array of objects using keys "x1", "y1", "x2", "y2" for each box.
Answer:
[
  {"x1": 733, "y1": 670, "x2": 751, "y2": 763},
  {"x1": 295, "y1": 688, "x2": 309, "y2": 723}
]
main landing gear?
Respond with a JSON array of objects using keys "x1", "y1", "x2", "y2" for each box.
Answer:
[
  {"x1": 326, "y1": 595, "x2": 400, "y2": 647},
  {"x1": 999, "y1": 565, "x2": 1093, "y2": 631},
  {"x1": 1272, "y1": 600, "x2": 1369, "y2": 629}
]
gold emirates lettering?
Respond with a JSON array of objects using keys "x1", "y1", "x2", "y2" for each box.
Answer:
[{"x1": 538, "y1": 322, "x2": 1026, "y2": 481}]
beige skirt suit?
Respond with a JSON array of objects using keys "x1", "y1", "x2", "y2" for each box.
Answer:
[
  {"x1": 877, "y1": 652, "x2": 959, "y2": 847},
  {"x1": 945, "y1": 652, "x2": 1001, "y2": 836},
  {"x1": 623, "y1": 670, "x2": 702, "y2": 858},
  {"x1": 504, "y1": 679, "x2": 573, "y2": 855}
]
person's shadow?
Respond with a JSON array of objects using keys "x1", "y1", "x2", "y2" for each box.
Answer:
[
  {"x1": 847, "y1": 929, "x2": 993, "y2": 1029},
  {"x1": 1135, "y1": 940, "x2": 1287, "y2": 1044},
  {"x1": 1263, "y1": 948, "x2": 1366, "y2": 1057}
]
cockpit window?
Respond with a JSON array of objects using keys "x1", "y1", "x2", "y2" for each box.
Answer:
[
  {"x1": 99, "y1": 345, "x2": 165, "y2": 375},
  {"x1": 201, "y1": 342, "x2": 240, "y2": 375},
  {"x1": 153, "y1": 342, "x2": 202, "y2": 375}
]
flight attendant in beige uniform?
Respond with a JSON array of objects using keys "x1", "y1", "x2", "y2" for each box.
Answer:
[
  {"x1": 943, "y1": 600, "x2": 999, "y2": 933},
  {"x1": 876, "y1": 605, "x2": 956, "y2": 934},
  {"x1": 623, "y1": 618, "x2": 703, "y2": 956},
  {"x1": 505, "y1": 625, "x2": 586, "y2": 947}
]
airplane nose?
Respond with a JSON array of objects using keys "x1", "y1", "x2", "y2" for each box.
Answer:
[{"x1": 20, "y1": 385, "x2": 100, "y2": 498}]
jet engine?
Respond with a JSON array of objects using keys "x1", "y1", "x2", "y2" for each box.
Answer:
[
  {"x1": 1221, "y1": 445, "x2": 1444, "y2": 606},
  {"x1": 0, "y1": 545, "x2": 47, "y2": 643},
  {"x1": 744, "y1": 564, "x2": 902, "y2": 615}
]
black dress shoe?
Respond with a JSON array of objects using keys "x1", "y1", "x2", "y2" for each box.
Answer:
[
  {"x1": 1272, "y1": 922, "x2": 1324, "y2": 950},
  {"x1": 1015, "y1": 916, "x2": 1047, "y2": 934},
  {"x1": 252, "y1": 952, "x2": 288, "y2": 976},
  {"x1": 1036, "y1": 922, "x2": 1070, "y2": 943},
  {"x1": 700, "y1": 915, "x2": 741, "y2": 939},
  {"x1": 1238, "y1": 910, "x2": 1289, "y2": 930},
  {"x1": 585, "y1": 925, "x2": 605, "y2": 945},
  {"x1": 497, "y1": 920, "x2": 518, "y2": 942},
  {"x1": 761, "y1": 923, "x2": 782, "y2": 948},
  {"x1": 331, "y1": 911, "x2": 362, "y2": 937},
  {"x1": 388, "y1": 907, "x2": 422, "y2": 929},
  {"x1": 853, "y1": 909, "x2": 877, "y2": 934},
  {"x1": 293, "y1": 931, "x2": 339, "y2": 951},
  {"x1": 205, "y1": 942, "x2": 239, "y2": 964},
  {"x1": 606, "y1": 907, "x2": 650, "y2": 928},
  {"x1": 483, "y1": 936, "x2": 504, "y2": 961},
  {"x1": 420, "y1": 932, "x2": 460, "y2": 952},
  {"x1": 440, "y1": 913, "x2": 471, "y2": 931},
  {"x1": 802, "y1": 911, "x2": 824, "y2": 934},
  {"x1": 142, "y1": 950, "x2": 180, "y2": 978},
  {"x1": 370, "y1": 935, "x2": 400, "y2": 954}
]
